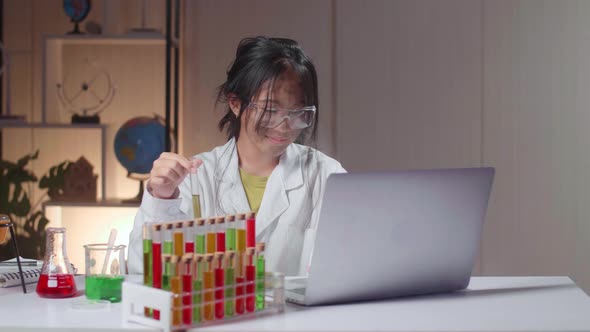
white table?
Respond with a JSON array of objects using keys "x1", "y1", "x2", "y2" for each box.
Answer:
[{"x1": 1, "y1": 276, "x2": 589, "y2": 331}]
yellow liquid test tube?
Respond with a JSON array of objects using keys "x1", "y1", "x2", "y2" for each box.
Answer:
[
  {"x1": 190, "y1": 156, "x2": 202, "y2": 219},
  {"x1": 206, "y1": 218, "x2": 216, "y2": 254},
  {"x1": 169, "y1": 255, "x2": 182, "y2": 327},
  {"x1": 203, "y1": 254, "x2": 215, "y2": 321},
  {"x1": 235, "y1": 213, "x2": 246, "y2": 278},
  {"x1": 174, "y1": 222, "x2": 184, "y2": 257}
]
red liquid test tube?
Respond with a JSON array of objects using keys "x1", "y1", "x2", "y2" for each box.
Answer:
[{"x1": 246, "y1": 212, "x2": 256, "y2": 248}]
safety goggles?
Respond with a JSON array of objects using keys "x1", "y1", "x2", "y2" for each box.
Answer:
[{"x1": 248, "y1": 103, "x2": 316, "y2": 129}]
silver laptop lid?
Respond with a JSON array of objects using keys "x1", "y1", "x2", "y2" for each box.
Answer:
[{"x1": 304, "y1": 168, "x2": 495, "y2": 305}]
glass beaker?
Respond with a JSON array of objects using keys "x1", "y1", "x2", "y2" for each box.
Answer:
[
  {"x1": 36, "y1": 227, "x2": 78, "y2": 298},
  {"x1": 84, "y1": 243, "x2": 126, "y2": 302}
]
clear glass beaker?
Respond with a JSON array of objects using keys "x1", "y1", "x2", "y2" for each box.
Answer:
[
  {"x1": 84, "y1": 243, "x2": 126, "y2": 302},
  {"x1": 36, "y1": 227, "x2": 78, "y2": 298}
]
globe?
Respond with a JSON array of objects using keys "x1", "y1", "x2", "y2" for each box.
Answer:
[{"x1": 114, "y1": 116, "x2": 165, "y2": 176}]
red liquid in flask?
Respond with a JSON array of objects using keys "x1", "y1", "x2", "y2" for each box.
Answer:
[
  {"x1": 36, "y1": 274, "x2": 77, "y2": 298},
  {"x1": 36, "y1": 227, "x2": 78, "y2": 298}
]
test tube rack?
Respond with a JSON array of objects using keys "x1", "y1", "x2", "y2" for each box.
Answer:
[{"x1": 122, "y1": 272, "x2": 285, "y2": 332}]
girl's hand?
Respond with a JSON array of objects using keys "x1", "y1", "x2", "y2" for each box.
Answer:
[{"x1": 148, "y1": 152, "x2": 202, "y2": 199}]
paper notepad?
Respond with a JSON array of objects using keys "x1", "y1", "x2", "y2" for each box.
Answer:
[{"x1": 0, "y1": 257, "x2": 43, "y2": 288}]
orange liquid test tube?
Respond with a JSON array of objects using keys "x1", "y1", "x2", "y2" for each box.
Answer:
[
  {"x1": 203, "y1": 254, "x2": 215, "y2": 321},
  {"x1": 170, "y1": 256, "x2": 182, "y2": 327},
  {"x1": 174, "y1": 222, "x2": 184, "y2": 257},
  {"x1": 206, "y1": 218, "x2": 216, "y2": 254}
]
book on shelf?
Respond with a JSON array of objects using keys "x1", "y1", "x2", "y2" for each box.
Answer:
[{"x1": 0, "y1": 115, "x2": 26, "y2": 125}]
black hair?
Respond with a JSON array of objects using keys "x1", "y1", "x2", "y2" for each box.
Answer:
[{"x1": 217, "y1": 36, "x2": 319, "y2": 145}]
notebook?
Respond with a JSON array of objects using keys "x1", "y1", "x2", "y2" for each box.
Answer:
[
  {"x1": 0, "y1": 257, "x2": 43, "y2": 288},
  {"x1": 285, "y1": 168, "x2": 495, "y2": 305}
]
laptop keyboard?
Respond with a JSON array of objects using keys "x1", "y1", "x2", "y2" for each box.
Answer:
[{"x1": 290, "y1": 288, "x2": 306, "y2": 295}]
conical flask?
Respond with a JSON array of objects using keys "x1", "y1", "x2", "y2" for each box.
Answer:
[{"x1": 36, "y1": 227, "x2": 78, "y2": 298}]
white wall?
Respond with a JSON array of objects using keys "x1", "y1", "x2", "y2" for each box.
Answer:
[
  {"x1": 183, "y1": 0, "x2": 590, "y2": 293},
  {"x1": 182, "y1": 0, "x2": 335, "y2": 156},
  {"x1": 482, "y1": 0, "x2": 590, "y2": 290}
]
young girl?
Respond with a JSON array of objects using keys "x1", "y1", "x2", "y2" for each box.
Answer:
[{"x1": 128, "y1": 36, "x2": 345, "y2": 276}]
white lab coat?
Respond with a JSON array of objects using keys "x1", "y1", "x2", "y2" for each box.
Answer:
[{"x1": 128, "y1": 138, "x2": 346, "y2": 275}]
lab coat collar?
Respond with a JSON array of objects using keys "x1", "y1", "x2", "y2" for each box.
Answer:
[{"x1": 216, "y1": 138, "x2": 303, "y2": 235}]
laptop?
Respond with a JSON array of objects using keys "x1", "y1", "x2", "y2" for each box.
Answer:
[{"x1": 285, "y1": 167, "x2": 495, "y2": 305}]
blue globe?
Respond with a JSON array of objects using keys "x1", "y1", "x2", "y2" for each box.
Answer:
[{"x1": 114, "y1": 117, "x2": 165, "y2": 175}]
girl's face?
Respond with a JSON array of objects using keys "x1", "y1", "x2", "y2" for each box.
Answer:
[{"x1": 232, "y1": 70, "x2": 306, "y2": 159}]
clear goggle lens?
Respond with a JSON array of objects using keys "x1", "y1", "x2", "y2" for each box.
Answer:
[{"x1": 250, "y1": 104, "x2": 316, "y2": 129}]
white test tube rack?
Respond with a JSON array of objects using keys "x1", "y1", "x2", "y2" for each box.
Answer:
[{"x1": 122, "y1": 272, "x2": 285, "y2": 332}]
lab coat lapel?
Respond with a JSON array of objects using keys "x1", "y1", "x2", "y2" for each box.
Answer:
[
  {"x1": 216, "y1": 139, "x2": 250, "y2": 215},
  {"x1": 255, "y1": 144, "x2": 303, "y2": 237}
]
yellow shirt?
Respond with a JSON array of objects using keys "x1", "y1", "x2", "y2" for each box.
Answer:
[{"x1": 239, "y1": 168, "x2": 268, "y2": 214}]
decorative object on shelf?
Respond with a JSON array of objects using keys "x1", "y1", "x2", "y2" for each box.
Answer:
[
  {"x1": 114, "y1": 115, "x2": 167, "y2": 203},
  {"x1": 85, "y1": 20, "x2": 102, "y2": 34},
  {"x1": 56, "y1": 59, "x2": 116, "y2": 124},
  {"x1": 0, "y1": 41, "x2": 25, "y2": 125},
  {"x1": 63, "y1": 0, "x2": 92, "y2": 34},
  {"x1": 0, "y1": 151, "x2": 68, "y2": 261},
  {"x1": 129, "y1": 0, "x2": 160, "y2": 34},
  {"x1": 44, "y1": 156, "x2": 98, "y2": 202}
]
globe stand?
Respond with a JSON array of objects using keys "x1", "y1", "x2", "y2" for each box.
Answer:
[
  {"x1": 123, "y1": 173, "x2": 149, "y2": 203},
  {"x1": 72, "y1": 114, "x2": 100, "y2": 124}
]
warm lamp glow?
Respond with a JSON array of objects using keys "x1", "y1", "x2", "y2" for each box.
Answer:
[{"x1": 44, "y1": 205, "x2": 137, "y2": 272}]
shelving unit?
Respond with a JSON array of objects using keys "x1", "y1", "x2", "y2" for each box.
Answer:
[{"x1": 0, "y1": 123, "x2": 107, "y2": 199}]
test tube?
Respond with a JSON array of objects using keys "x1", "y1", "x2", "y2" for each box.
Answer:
[
  {"x1": 192, "y1": 254, "x2": 203, "y2": 323},
  {"x1": 181, "y1": 254, "x2": 193, "y2": 325},
  {"x1": 151, "y1": 224, "x2": 162, "y2": 320},
  {"x1": 162, "y1": 254, "x2": 173, "y2": 291},
  {"x1": 195, "y1": 218, "x2": 206, "y2": 254},
  {"x1": 215, "y1": 217, "x2": 226, "y2": 252},
  {"x1": 244, "y1": 247, "x2": 256, "y2": 313},
  {"x1": 255, "y1": 243, "x2": 265, "y2": 310},
  {"x1": 184, "y1": 220, "x2": 195, "y2": 254},
  {"x1": 143, "y1": 224, "x2": 153, "y2": 317},
  {"x1": 174, "y1": 222, "x2": 184, "y2": 257},
  {"x1": 235, "y1": 213, "x2": 246, "y2": 278},
  {"x1": 169, "y1": 255, "x2": 182, "y2": 327},
  {"x1": 214, "y1": 252, "x2": 225, "y2": 320},
  {"x1": 225, "y1": 215, "x2": 236, "y2": 252},
  {"x1": 203, "y1": 254, "x2": 215, "y2": 321},
  {"x1": 224, "y1": 251, "x2": 236, "y2": 317},
  {"x1": 163, "y1": 223, "x2": 174, "y2": 255},
  {"x1": 206, "y1": 218, "x2": 216, "y2": 254},
  {"x1": 190, "y1": 157, "x2": 202, "y2": 219},
  {"x1": 236, "y1": 214, "x2": 246, "y2": 253},
  {"x1": 246, "y1": 212, "x2": 256, "y2": 248}
]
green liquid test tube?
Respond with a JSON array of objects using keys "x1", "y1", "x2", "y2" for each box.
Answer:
[
  {"x1": 163, "y1": 223, "x2": 174, "y2": 255},
  {"x1": 226, "y1": 215, "x2": 236, "y2": 251},
  {"x1": 192, "y1": 255, "x2": 204, "y2": 323},
  {"x1": 142, "y1": 224, "x2": 153, "y2": 317},
  {"x1": 224, "y1": 251, "x2": 236, "y2": 317},
  {"x1": 162, "y1": 254, "x2": 173, "y2": 291},
  {"x1": 195, "y1": 218, "x2": 206, "y2": 254},
  {"x1": 255, "y1": 243, "x2": 265, "y2": 310}
]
